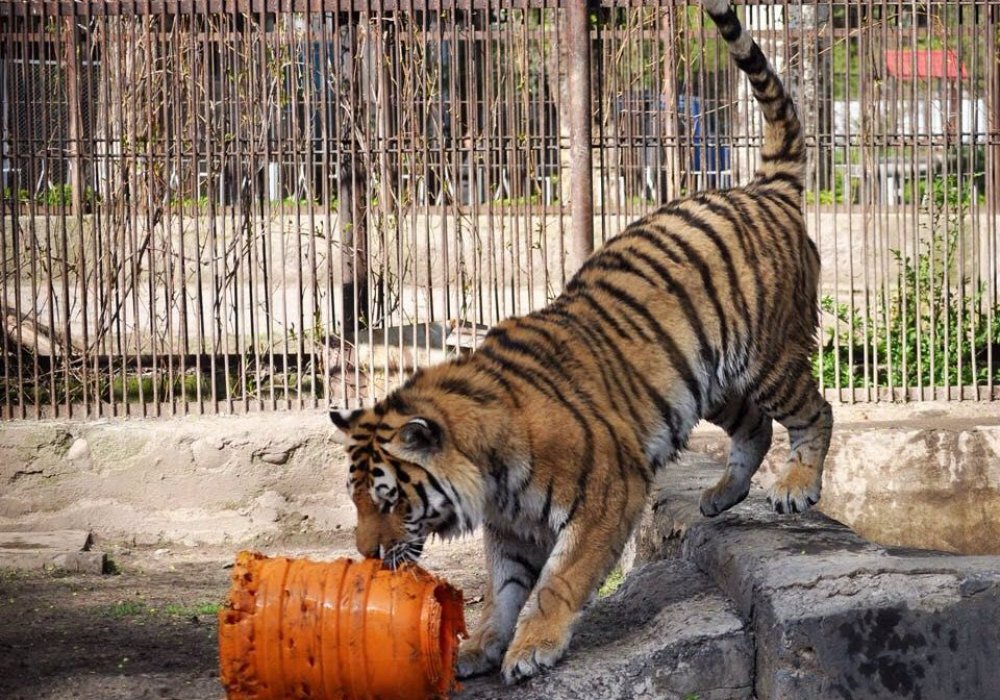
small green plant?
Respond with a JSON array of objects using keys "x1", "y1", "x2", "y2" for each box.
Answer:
[
  {"x1": 37, "y1": 184, "x2": 98, "y2": 207},
  {"x1": 598, "y1": 567, "x2": 625, "y2": 598},
  {"x1": 814, "y1": 174, "x2": 1000, "y2": 390},
  {"x1": 2, "y1": 187, "x2": 30, "y2": 202},
  {"x1": 108, "y1": 600, "x2": 149, "y2": 617},
  {"x1": 804, "y1": 170, "x2": 851, "y2": 207},
  {"x1": 162, "y1": 601, "x2": 222, "y2": 617}
]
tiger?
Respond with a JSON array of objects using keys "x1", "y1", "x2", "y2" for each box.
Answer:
[{"x1": 329, "y1": 0, "x2": 833, "y2": 685}]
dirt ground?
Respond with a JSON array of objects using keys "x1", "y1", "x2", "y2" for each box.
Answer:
[{"x1": 0, "y1": 536, "x2": 487, "y2": 700}]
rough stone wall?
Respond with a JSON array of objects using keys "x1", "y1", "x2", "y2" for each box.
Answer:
[
  {"x1": 0, "y1": 413, "x2": 354, "y2": 547},
  {"x1": 2, "y1": 402, "x2": 999, "y2": 554}
]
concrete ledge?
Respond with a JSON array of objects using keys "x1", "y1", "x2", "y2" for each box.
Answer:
[
  {"x1": 459, "y1": 558, "x2": 752, "y2": 700},
  {"x1": 640, "y1": 454, "x2": 1000, "y2": 700},
  {"x1": 0, "y1": 530, "x2": 107, "y2": 574}
]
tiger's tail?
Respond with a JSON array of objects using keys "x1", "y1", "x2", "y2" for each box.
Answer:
[{"x1": 702, "y1": 0, "x2": 805, "y2": 190}]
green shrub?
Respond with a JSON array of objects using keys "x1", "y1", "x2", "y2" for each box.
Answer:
[{"x1": 815, "y1": 176, "x2": 1000, "y2": 390}]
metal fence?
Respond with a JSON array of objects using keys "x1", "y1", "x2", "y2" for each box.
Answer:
[{"x1": 2, "y1": 0, "x2": 999, "y2": 419}]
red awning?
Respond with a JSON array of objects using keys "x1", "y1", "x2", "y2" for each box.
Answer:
[{"x1": 885, "y1": 49, "x2": 968, "y2": 80}]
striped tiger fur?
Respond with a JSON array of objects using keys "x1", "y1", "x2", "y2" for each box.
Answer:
[{"x1": 330, "y1": 0, "x2": 833, "y2": 684}]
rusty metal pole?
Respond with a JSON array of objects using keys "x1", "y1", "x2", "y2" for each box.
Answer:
[
  {"x1": 990, "y1": 4, "x2": 1000, "y2": 211},
  {"x1": 63, "y1": 15, "x2": 84, "y2": 217},
  {"x1": 565, "y1": 0, "x2": 594, "y2": 274}
]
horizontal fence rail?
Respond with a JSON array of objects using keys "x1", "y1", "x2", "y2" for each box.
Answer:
[{"x1": 1, "y1": 0, "x2": 999, "y2": 419}]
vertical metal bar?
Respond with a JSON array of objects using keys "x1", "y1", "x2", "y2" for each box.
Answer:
[
  {"x1": 0, "y1": 0, "x2": 12, "y2": 418},
  {"x1": 564, "y1": 0, "x2": 593, "y2": 275},
  {"x1": 165, "y1": 8, "x2": 179, "y2": 414},
  {"x1": 190, "y1": 8, "x2": 206, "y2": 413},
  {"x1": 988, "y1": 0, "x2": 999, "y2": 398}
]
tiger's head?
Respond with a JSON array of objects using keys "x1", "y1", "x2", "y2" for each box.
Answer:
[{"x1": 329, "y1": 390, "x2": 489, "y2": 568}]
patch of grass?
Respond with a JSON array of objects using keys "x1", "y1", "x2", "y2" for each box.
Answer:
[
  {"x1": 105, "y1": 599, "x2": 222, "y2": 618},
  {"x1": 162, "y1": 601, "x2": 222, "y2": 617},
  {"x1": 598, "y1": 567, "x2": 625, "y2": 598},
  {"x1": 107, "y1": 600, "x2": 149, "y2": 617}
]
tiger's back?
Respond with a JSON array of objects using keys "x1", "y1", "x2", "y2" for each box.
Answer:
[{"x1": 330, "y1": 0, "x2": 833, "y2": 685}]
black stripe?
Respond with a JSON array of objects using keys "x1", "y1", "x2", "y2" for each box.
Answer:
[
  {"x1": 566, "y1": 272, "x2": 688, "y2": 456},
  {"x1": 576, "y1": 277, "x2": 654, "y2": 341},
  {"x1": 544, "y1": 309, "x2": 658, "y2": 484},
  {"x1": 494, "y1": 320, "x2": 640, "y2": 491},
  {"x1": 436, "y1": 376, "x2": 500, "y2": 405},
  {"x1": 551, "y1": 305, "x2": 683, "y2": 457},
  {"x1": 771, "y1": 378, "x2": 814, "y2": 423},
  {"x1": 476, "y1": 345, "x2": 553, "y2": 401},
  {"x1": 379, "y1": 391, "x2": 413, "y2": 416},
  {"x1": 736, "y1": 54, "x2": 770, "y2": 82},
  {"x1": 486, "y1": 448, "x2": 511, "y2": 513},
  {"x1": 708, "y1": 7, "x2": 743, "y2": 43},
  {"x1": 540, "y1": 477, "x2": 554, "y2": 523},
  {"x1": 509, "y1": 552, "x2": 542, "y2": 580},
  {"x1": 469, "y1": 363, "x2": 521, "y2": 409},
  {"x1": 748, "y1": 195, "x2": 796, "y2": 280},
  {"x1": 642, "y1": 224, "x2": 738, "y2": 336},
  {"x1": 330, "y1": 408, "x2": 362, "y2": 429},
  {"x1": 412, "y1": 481, "x2": 431, "y2": 514},
  {"x1": 618, "y1": 225, "x2": 683, "y2": 264},
  {"x1": 574, "y1": 289, "x2": 641, "y2": 342},
  {"x1": 410, "y1": 462, "x2": 454, "y2": 513},
  {"x1": 592, "y1": 278, "x2": 704, "y2": 415},
  {"x1": 537, "y1": 308, "x2": 650, "y2": 443},
  {"x1": 498, "y1": 577, "x2": 531, "y2": 595},
  {"x1": 475, "y1": 345, "x2": 599, "y2": 505},
  {"x1": 669, "y1": 206, "x2": 753, "y2": 329},
  {"x1": 624, "y1": 225, "x2": 731, "y2": 352},
  {"x1": 702, "y1": 193, "x2": 767, "y2": 345},
  {"x1": 654, "y1": 221, "x2": 747, "y2": 366},
  {"x1": 621, "y1": 246, "x2": 719, "y2": 370},
  {"x1": 580, "y1": 248, "x2": 717, "y2": 367},
  {"x1": 756, "y1": 171, "x2": 805, "y2": 196}
]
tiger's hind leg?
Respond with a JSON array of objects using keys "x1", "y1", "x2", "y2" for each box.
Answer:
[
  {"x1": 700, "y1": 395, "x2": 773, "y2": 517},
  {"x1": 457, "y1": 524, "x2": 550, "y2": 679},
  {"x1": 754, "y1": 359, "x2": 833, "y2": 514}
]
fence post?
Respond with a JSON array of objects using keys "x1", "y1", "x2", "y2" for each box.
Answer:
[
  {"x1": 990, "y1": 4, "x2": 1000, "y2": 211},
  {"x1": 565, "y1": 0, "x2": 594, "y2": 274},
  {"x1": 63, "y1": 14, "x2": 84, "y2": 217}
]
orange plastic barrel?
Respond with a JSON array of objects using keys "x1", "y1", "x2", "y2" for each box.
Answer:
[{"x1": 218, "y1": 551, "x2": 467, "y2": 700}]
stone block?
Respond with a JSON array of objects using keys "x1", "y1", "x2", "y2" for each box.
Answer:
[
  {"x1": 0, "y1": 529, "x2": 106, "y2": 573},
  {"x1": 458, "y1": 558, "x2": 752, "y2": 700},
  {"x1": 644, "y1": 453, "x2": 1000, "y2": 700}
]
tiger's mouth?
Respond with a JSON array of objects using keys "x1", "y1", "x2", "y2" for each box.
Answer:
[{"x1": 381, "y1": 536, "x2": 427, "y2": 569}]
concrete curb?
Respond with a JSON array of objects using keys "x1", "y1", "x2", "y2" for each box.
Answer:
[
  {"x1": 645, "y1": 454, "x2": 1000, "y2": 700},
  {"x1": 458, "y1": 558, "x2": 753, "y2": 700}
]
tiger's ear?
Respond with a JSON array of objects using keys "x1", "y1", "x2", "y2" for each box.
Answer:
[
  {"x1": 396, "y1": 417, "x2": 443, "y2": 456},
  {"x1": 329, "y1": 408, "x2": 362, "y2": 444}
]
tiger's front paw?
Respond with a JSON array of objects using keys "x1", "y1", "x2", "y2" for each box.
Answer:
[
  {"x1": 456, "y1": 627, "x2": 507, "y2": 679},
  {"x1": 456, "y1": 643, "x2": 502, "y2": 679},
  {"x1": 767, "y1": 460, "x2": 821, "y2": 514},
  {"x1": 700, "y1": 471, "x2": 751, "y2": 517},
  {"x1": 500, "y1": 631, "x2": 569, "y2": 684}
]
